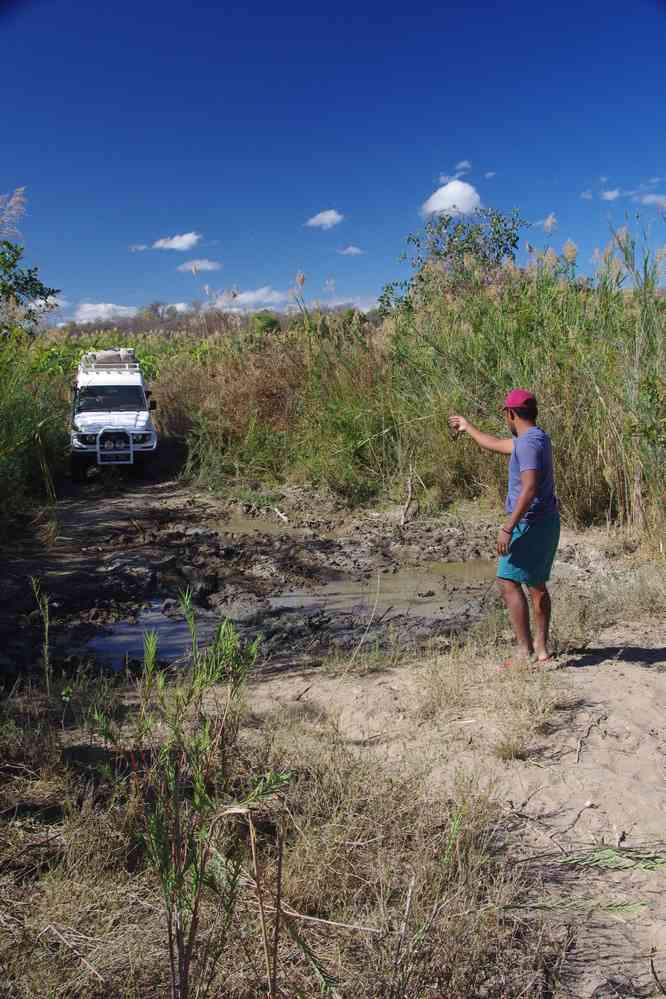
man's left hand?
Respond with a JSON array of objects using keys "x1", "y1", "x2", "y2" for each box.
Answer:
[{"x1": 496, "y1": 527, "x2": 511, "y2": 556}]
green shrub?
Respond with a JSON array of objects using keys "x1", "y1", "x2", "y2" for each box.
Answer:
[{"x1": 0, "y1": 334, "x2": 68, "y2": 531}]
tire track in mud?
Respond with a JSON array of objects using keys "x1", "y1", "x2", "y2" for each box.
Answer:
[
  {"x1": 0, "y1": 464, "x2": 611, "y2": 678},
  {"x1": 1, "y1": 471, "x2": 504, "y2": 675}
]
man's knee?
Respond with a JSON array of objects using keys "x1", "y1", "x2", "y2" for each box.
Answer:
[
  {"x1": 528, "y1": 583, "x2": 549, "y2": 607},
  {"x1": 497, "y1": 577, "x2": 522, "y2": 601}
]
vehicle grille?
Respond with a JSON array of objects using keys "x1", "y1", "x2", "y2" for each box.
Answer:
[{"x1": 99, "y1": 431, "x2": 131, "y2": 451}]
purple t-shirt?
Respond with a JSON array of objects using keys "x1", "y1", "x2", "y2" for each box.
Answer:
[{"x1": 506, "y1": 427, "x2": 557, "y2": 522}]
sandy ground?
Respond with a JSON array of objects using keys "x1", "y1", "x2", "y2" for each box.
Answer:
[
  {"x1": 3, "y1": 465, "x2": 666, "y2": 996},
  {"x1": 245, "y1": 623, "x2": 666, "y2": 998}
]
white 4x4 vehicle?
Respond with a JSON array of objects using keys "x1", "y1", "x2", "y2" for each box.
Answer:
[{"x1": 69, "y1": 348, "x2": 158, "y2": 482}]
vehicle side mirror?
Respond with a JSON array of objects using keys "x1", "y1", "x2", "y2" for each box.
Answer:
[
  {"x1": 145, "y1": 390, "x2": 152, "y2": 397},
  {"x1": 149, "y1": 399, "x2": 157, "y2": 411}
]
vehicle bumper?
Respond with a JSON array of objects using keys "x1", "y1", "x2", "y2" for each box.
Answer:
[{"x1": 70, "y1": 433, "x2": 158, "y2": 464}]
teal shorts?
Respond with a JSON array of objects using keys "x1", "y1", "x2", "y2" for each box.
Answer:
[{"x1": 497, "y1": 512, "x2": 560, "y2": 586}]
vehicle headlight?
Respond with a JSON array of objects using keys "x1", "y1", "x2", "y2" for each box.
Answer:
[
  {"x1": 133, "y1": 433, "x2": 151, "y2": 444},
  {"x1": 75, "y1": 433, "x2": 97, "y2": 445}
]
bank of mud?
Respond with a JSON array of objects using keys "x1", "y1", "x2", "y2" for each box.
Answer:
[{"x1": 0, "y1": 471, "x2": 626, "y2": 676}]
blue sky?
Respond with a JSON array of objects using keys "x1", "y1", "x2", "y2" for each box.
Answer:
[{"x1": 3, "y1": 0, "x2": 666, "y2": 322}]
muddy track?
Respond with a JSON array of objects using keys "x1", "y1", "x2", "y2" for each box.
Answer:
[
  {"x1": 2, "y1": 454, "x2": 611, "y2": 678},
  {"x1": 0, "y1": 479, "x2": 497, "y2": 674}
]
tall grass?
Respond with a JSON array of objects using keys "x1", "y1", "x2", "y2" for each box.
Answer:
[
  {"x1": 0, "y1": 333, "x2": 68, "y2": 533},
  {"x1": 5, "y1": 213, "x2": 666, "y2": 532},
  {"x1": 147, "y1": 225, "x2": 666, "y2": 527}
]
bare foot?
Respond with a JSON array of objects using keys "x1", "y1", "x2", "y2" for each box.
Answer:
[{"x1": 500, "y1": 655, "x2": 533, "y2": 670}]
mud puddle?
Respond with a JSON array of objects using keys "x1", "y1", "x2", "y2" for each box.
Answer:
[
  {"x1": 85, "y1": 559, "x2": 497, "y2": 669},
  {"x1": 217, "y1": 511, "x2": 292, "y2": 537},
  {"x1": 85, "y1": 601, "x2": 218, "y2": 665},
  {"x1": 268, "y1": 560, "x2": 496, "y2": 615}
]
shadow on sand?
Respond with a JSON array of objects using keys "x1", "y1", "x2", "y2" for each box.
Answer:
[{"x1": 566, "y1": 645, "x2": 666, "y2": 670}]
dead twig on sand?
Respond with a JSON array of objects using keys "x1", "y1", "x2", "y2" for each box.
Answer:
[
  {"x1": 651, "y1": 953, "x2": 666, "y2": 996},
  {"x1": 560, "y1": 801, "x2": 595, "y2": 834},
  {"x1": 575, "y1": 717, "x2": 599, "y2": 764},
  {"x1": 293, "y1": 684, "x2": 312, "y2": 702}
]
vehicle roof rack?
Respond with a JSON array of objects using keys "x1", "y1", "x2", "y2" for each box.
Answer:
[{"x1": 78, "y1": 348, "x2": 141, "y2": 372}]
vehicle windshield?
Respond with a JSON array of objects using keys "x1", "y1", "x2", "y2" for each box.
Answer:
[{"x1": 75, "y1": 386, "x2": 147, "y2": 413}]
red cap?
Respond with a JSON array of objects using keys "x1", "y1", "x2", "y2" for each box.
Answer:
[{"x1": 503, "y1": 388, "x2": 536, "y2": 409}]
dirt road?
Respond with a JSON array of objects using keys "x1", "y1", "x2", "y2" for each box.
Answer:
[
  {"x1": 1, "y1": 462, "x2": 613, "y2": 671},
  {"x1": 1, "y1": 467, "x2": 506, "y2": 672}
]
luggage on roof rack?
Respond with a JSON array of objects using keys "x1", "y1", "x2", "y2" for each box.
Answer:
[{"x1": 78, "y1": 348, "x2": 140, "y2": 371}]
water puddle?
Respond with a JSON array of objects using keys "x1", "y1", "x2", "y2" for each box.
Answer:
[
  {"x1": 267, "y1": 560, "x2": 496, "y2": 618},
  {"x1": 216, "y1": 512, "x2": 295, "y2": 537},
  {"x1": 86, "y1": 602, "x2": 218, "y2": 665},
  {"x1": 85, "y1": 559, "x2": 496, "y2": 667},
  {"x1": 440, "y1": 560, "x2": 497, "y2": 582}
]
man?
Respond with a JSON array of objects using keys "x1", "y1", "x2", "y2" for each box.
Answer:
[{"x1": 449, "y1": 389, "x2": 560, "y2": 665}]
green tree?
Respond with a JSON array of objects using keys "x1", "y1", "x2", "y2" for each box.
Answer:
[
  {"x1": 251, "y1": 311, "x2": 281, "y2": 335},
  {"x1": 0, "y1": 241, "x2": 59, "y2": 336},
  {"x1": 379, "y1": 207, "x2": 528, "y2": 313}
]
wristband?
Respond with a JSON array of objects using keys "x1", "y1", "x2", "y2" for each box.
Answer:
[{"x1": 500, "y1": 527, "x2": 512, "y2": 536}]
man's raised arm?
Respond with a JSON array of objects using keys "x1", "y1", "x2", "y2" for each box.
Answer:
[{"x1": 448, "y1": 415, "x2": 513, "y2": 455}]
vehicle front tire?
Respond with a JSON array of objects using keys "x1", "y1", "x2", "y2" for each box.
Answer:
[
  {"x1": 70, "y1": 454, "x2": 91, "y2": 483},
  {"x1": 132, "y1": 453, "x2": 160, "y2": 480}
]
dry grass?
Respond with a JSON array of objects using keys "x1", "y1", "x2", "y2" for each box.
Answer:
[
  {"x1": 0, "y1": 665, "x2": 557, "y2": 999},
  {"x1": 9, "y1": 554, "x2": 664, "y2": 997},
  {"x1": 494, "y1": 734, "x2": 531, "y2": 763},
  {"x1": 548, "y1": 562, "x2": 666, "y2": 654},
  {"x1": 411, "y1": 635, "x2": 564, "y2": 759},
  {"x1": 153, "y1": 341, "x2": 305, "y2": 440}
]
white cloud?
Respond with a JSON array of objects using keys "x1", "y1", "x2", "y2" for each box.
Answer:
[
  {"x1": 129, "y1": 243, "x2": 148, "y2": 252},
  {"x1": 421, "y1": 180, "x2": 481, "y2": 218},
  {"x1": 324, "y1": 278, "x2": 336, "y2": 294},
  {"x1": 176, "y1": 258, "x2": 222, "y2": 274},
  {"x1": 580, "y1": 190, "x2": 593, "y2": 200},
  {"x1": 440, "y1": 160, "x2": 473, "y2": 184},
  {"x1": 324, "y1": 295, "x2": 377, "y2": 313},
  {"x1": 305, "y1": 209, "x2": 344, "y2": 230},
  {"x1": 32, "y1": 295, "x2": 68, "y2": 311},
  {"x1": 338, "y1": 244, "x2": 363, "y2": 255},
  {"x1": 153, "y1": 231, "x2": 202, "y2": 251},
  {"x1": 600, "y1": 175, "x2": 608, "y2": 184},
  {"x1": 484, "y1": 171, "x2": 496, "y2": 179},
  {"x1": 171, "y1": 302, "x2": 192, "y2": 313},
  {"x1": 213, "y1": 286, "x2": 289, "y2": 310},
  {"x1": 641, "y1": 194, "x2": 666, "y2": 209},
  {"x1": 601, "y1": 189, "x2": 620, "y2": 201},
  {"x1": 74, "y1": 303, "x2": 139, "y2": 323},
  {"x1": 539, "y1": 212, "x2": 557, "y2": 233}
]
